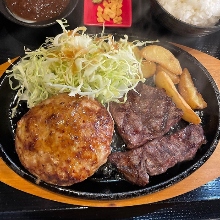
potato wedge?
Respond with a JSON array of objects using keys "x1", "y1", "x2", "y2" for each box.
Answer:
[
  {"x1": 141, "y1": 60, "x2": 157, "y2": 78},
  {"x1": 156, "y1": 65, "x2": 180, "y2": 84},
  {"x1": 132, "y1": 45, "x2": 142, "y2": 61},
  {"x1": 178, "y1": 68, "x2": 207, "y2": 110},
  {"x1": 132, "y1": 46, "x2": 157, "y2": 78},
  {"x1": 141, "y1": 45, "x2": 182, "y2": 75},
  {"x1": 155, "y1": 70, "x2": 201, "y2": 124}
]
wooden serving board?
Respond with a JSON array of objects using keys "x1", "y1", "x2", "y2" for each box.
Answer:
[{"x1": 0, "y1": 45, "x2": 220, "y2": 207}]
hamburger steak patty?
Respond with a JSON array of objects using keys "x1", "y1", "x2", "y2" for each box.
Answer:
[
  {"x1": 15, "y1": 93, "x2": 114, "y2": 186},
  {"x1": 109, "y1": 82, "x2": 183, "y2": 149},
  {"x1": 109, "y1": 124, "x2": 206, "y2": 186}
]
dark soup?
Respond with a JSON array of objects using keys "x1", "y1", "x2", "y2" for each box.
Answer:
[{"x1": 5, "y1": 0, "x2": 70, "y2": 22}]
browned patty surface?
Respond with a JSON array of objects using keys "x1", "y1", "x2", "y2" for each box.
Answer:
[{"x1": 15, "y1": 93, "x2": 114, "y2": 186}]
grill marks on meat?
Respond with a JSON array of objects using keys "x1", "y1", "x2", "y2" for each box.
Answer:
[
  {"x1": 109, "y1": 82, "x2": 183, "y2": 149},
  {"x1": 109, "y1": 124, "x2": 206, "y2": 186},
  {"x1": 15, "y1": 93, "x2": 114, "y2": 186}
]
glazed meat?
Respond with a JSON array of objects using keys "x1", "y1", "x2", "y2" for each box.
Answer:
[
  {"x1": 15, "y1": 93, "x2": 114, "y2": 186},
  {"x1": 109, "y1": 124, "x2": 206, "y2": 186},
  {"x1": 109, "y1": 82, "x2": 183, "y2": 149}
]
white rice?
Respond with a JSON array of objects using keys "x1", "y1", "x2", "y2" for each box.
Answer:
[{"x1": 157, "y1": 0, "x2": 220, "y2": 27}]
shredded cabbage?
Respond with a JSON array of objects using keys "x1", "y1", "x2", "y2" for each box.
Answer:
[{"x1": 8, "y1": 20, "x2": 148, "y2": 109}]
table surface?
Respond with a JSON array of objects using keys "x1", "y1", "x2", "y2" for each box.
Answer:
[{"x1": 0, "y1": 1, "x2": 220, "y2": 219}]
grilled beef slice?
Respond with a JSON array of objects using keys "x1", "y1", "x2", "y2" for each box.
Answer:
[
  {"x1": 109, "y1": 82, "x2": 183, "y2": 149},
  {"x1": 108, "y1": 124, "x2": 206, "y2": 186}
]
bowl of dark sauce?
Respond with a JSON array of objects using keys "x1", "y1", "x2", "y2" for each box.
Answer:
[{"x1": 0, "y1": 0, "x2": 79, "y2": 28}]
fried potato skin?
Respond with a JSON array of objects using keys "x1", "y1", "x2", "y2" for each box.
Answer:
[
  {"x1": 178, "y1": 68, "x2": 207, "y2": 110},
  {"x1": 156, "y1": 65, "x2": 180, "y2": 84},
  {"x1": 141, "y1": 60, "x2": 157, "y2": 78},
  {"x1": 155, "y1": 70, "x2": 201, "y2": 124},
  {"x1": 132, "y1": 45, "x2": 142, "y2": 61},
  {"x1": 132, "y1": 46, "x2": 157, "y2": 78},
  {"x1": 141, "y1": 45, "x2": 182, "y2": 75}
]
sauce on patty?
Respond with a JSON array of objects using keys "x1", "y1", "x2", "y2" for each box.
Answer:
[{"x1": 5, "y1": 0, "x2": 70, "y2": 22}]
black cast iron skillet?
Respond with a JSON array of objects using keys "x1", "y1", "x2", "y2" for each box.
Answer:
[{"x1": 0, "y1": 39, "x2": 219, "y2": 200}]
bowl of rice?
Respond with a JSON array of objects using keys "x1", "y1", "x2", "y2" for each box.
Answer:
[{"x1": 150, "y1": 0, "x2": 220, "y2": 37}]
